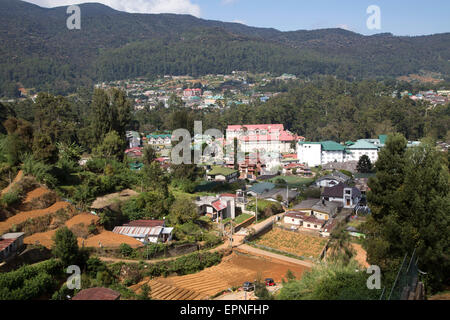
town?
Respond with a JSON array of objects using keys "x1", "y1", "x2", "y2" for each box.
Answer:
[{"x1": 0, "y1": 0, "x2": 449, "y2": 307}]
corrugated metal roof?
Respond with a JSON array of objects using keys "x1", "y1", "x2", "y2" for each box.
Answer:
[{"x1": 112, "y1": 226, "x2": 163, "y2": 238}]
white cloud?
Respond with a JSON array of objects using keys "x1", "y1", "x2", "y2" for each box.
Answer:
[
  {"x1": 232, "y1": 20, "x2": 246, "y2": 25},
  {"x1": 23, "y1": 0, "x2": 201, "y2": 17}
]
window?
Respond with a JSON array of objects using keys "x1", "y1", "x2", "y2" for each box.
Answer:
[
  {"x1": 314, "y1": 225, "x2": 317, "y2": 228},
  {"x1": 307, "y1": 224, "x2": 310, "y2": 228}
]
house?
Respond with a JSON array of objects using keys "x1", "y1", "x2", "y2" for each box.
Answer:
[
  {"x1": 302, "y1": 215, "x2": 326, "y2": 231},
  {"x1": 246, "y1": 182, "x2": 276, "y2": 196},
  {"x1": 283, "y1": 211, "x2": 307, "y2": 226},
  {"x1": 297, "y1": 141, "x2": 346, "y2": 167},
  {"x1": 0, "y1": 232, "x2": 25, "y2": 262},
  {"x1": 345, "y1": 140, "x2": 380, "y2": 163},
  {"x1": 320, "y1": 218, "x2": 339, "y2": 237},
  {"x1": 195, "y1": 194, "x2": 236, "y2": 222},
  {"x1": 112, "y1": 220, "x2": 173, "y2": 244},
  {"x1": 126, "y1": 131, "x2": 141, "y2": 149},
  {"x1": 226, "y1": 124, "x2": 302, "y2": 154},
  {"x1": 292, "y1": 199, "x2": 341, "y2": 221},
  {"x1": 125, "y1": 147, "x2": 143, "y2": 159},
  {"x1": 314, "y1": 170, "x2": 351, "y2": 188},
  {"x1": 72, "y1": 287, "x2": 121, "y2": 300},
  {"x1": 259, "y1": 188, "x2": 299, "y2": 204},
  {"x1": 183, "y1": 88, "x2": 202, "y2": 97},
  {"x1": 147, "y1": 134, "x2": 172, "y2": 146},
  {"x1": 206, "y1": 166, "x2": 239, "y2": 183},
  {"x1": 321, "y1": 183, "x2": 361, "y2": 209}
]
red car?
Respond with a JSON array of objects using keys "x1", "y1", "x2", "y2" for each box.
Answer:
[{"x1": 265, "y1": 278, "x2": 276, "y2": 286}]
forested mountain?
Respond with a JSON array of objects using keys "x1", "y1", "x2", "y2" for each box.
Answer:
[{"x1": 1, "y1": 0, "x2": 450, "y2": 95}]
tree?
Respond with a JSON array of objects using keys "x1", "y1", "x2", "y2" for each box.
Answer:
[
  {"x1": 277, "y1": 261, "x2": 381, "y2": 300},
  {"x1": 367, "y1": 133, "x2": 407, "y2": 222},
  {"x1": 142, "y1": 145, "x2": 157, "y2": 165},
  {"x1": 94, "y1": 131, "x2": 125, "y2": 161},
  {"x1": 169, "y1": 197, "x2": 199, "y2": 225},
  {"x1": 357, "y1": 155, "x2": 373, "y2": 173},
  {"x1": 365, "y1": 136, "x2": 450, "y2": 293},
  {"x1": 52, "y1": 227, "x2": 79, "y2": 266},
  {"x1": 119, "y1": 243, "x2": 133, "y2": 257}
]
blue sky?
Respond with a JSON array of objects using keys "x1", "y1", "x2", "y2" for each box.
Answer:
[{"x1": 25, "y1": 0, "x2": 450, "y2": 36}]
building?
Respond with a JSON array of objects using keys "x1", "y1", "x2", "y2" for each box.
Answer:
[
  {"x1": 314, "y1": 170, "x2": 351, "y2": 188},
  {"x1": 206, "y1": 166, "x2": 239, "y2": 183},
  {"x1": 226, "y1": 124, "x2": 302, "y2": 155},
  {"x1": 259, "y1": 188, "x2": 299, "y2": 204},
  {"x1": 183, "y1": 88, "x2": 202, "y2": 97},
  {"x1": 283, "y1": 211, "x2": 307, "y2": 226},
  {"x1": 246, "y1": 182, "x2": 276, "y2": 197},
  {"x1": 297, "y1": 141, "x2": 346, "y2": 167},
  {"x1": 0, "y1": 232, "x2": 25, "y2": 262},
  {"x1": 147, "y1": 134, "x2": 172, "y2": 146},
  {"x1": 292, "y1": 199, "x2": 341, "y2": 221},
  {"x1": 72, "y1": 287, "x2": 121, "y2": 300},
  {"x1": 345, "y1": 140, "x2": 380, "y2": 163},
  {"x1": 125, "y1": 147, "x2": 143, "y2": 159},
  {"x1": 195, "y1": 194, "x2": 237, "y2": 222},
  {"x1": 126, "y1": 131, "x2": 141, "y2": 149},
  {"x1": 112, "y1": 220, "x2": 173, "y2": 244},
  {"x1": 321, "y1": 183, "x2": 362, "y2": 209}
]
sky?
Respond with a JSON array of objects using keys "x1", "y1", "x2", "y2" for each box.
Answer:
[{"x1": 23, "y1": 0, "x2": 450, "y2": 36}]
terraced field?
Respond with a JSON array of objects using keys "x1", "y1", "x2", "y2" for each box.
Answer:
[
  {"x1": 131, "y1": 252, "x2": 309, "y2": 300},
  {"x1": 253, "y1": 228, "x2": 327, "y2": 259}
]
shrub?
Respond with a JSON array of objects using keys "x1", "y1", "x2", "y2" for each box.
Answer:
[
  {"x1": 1, "y1": 190, "x2": 21, "y2": 206},
  {"x1": 120, "y1": 243, "x2": 133, "y2": 257}
]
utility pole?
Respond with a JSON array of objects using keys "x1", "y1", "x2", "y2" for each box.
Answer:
[{"x1": 255, "y1": 195, "x2": 258, "y2": 223}]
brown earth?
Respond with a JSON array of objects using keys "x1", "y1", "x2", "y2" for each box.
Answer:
[
  {"x1": 131, "y1": 251, "x2": 310, "y2": 300},
  {"x1": 0, "y1": 170, "x2": 23, "y2": 196},
  {"x1": 0, "y1": 201, "x2": 71, "y2": 234},
  {"x1": 23, "y1": 187, "x2": 51, "y2": 203},
  {"x1": 65, "y1": 213, "x2": 100, "y2": 228},
  {"x1": 351, "y1": 243, "x2": 369, "y2": 268},
  {"x1": 80, "y1": 231, "x2": 143, "y2": 249}
]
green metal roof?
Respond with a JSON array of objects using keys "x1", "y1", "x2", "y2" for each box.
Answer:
[
  {"x1": 346, "y1": 140, "x2": 379, "y2": 149},
  {"x1": 147, "y1": 134, "x2": 171, "y2": 139},
  {"x1": 378, "y1": 135, "x2": 387, "y2": 145},
  {"x1": 320, "y1": 141, "x2": 346, "y2": 151},
  {"x1": 248, "y1": 182, "x2": 276, "y2": 194}
]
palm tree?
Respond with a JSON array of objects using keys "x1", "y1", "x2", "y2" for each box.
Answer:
[{"x1": 327, "y1": 222, "x2": 355, "y2": 265}]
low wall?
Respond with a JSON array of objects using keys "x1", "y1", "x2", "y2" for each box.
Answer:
[{"x1": 234, "y1": 215, "x2": 256, "y2": 232}]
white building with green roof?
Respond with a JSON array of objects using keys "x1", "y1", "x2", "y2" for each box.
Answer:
[{"x1": 345, "y1": 140, "x2": 380, "y2": 163}]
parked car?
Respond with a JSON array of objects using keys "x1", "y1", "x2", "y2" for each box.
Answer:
[
  {"x1": 243, "y1": 282, "x2": 254, "y2": 291},
  {"x1": 265, "y1": 278, "x2": 276, "y2": 286}
]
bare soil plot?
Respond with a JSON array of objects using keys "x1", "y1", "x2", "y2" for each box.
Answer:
[
  {"x1": 0, "y1": 201, "x2": 71, "y2": 234},
  {"x1": 131, "y1": 252, "x2": 309, "y2": 300},
  {"x1": 23, "y1": 187, "x2": 51, "y2": 203},
  {"x1": 351, "y1": 243, "x2": 369, "y2": 268},
  {"x1": 81, "y1": 231, "x2": 143, "y2": 249},
  {"x1": 253, "y1": 228, "x2": 327, "y2": 259}
]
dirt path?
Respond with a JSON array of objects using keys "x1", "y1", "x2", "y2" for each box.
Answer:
[{"x1": 1, "y1": 170, "x2": 23, "y2": 196}]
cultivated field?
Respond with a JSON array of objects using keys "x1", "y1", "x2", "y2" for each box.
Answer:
[
  {"x1": 131, "y1": 252, "x2": 309, "y2": 300},
  {"x1": 253, "y1": 228, "x2": 327, "y2": 259}
]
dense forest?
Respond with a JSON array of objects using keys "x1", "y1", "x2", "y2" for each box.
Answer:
[{"x1": 1, "y1": 0, "x2": 450, "y2": 96}]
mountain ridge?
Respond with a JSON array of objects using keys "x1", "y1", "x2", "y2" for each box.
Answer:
[{"x1": 1, "y1": 0, "x2": 449, "y2": 95}]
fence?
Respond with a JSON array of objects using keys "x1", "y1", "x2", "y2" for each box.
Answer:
[{"x1": 380, "y1": 249, "x2": 422, "y2": 300}]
